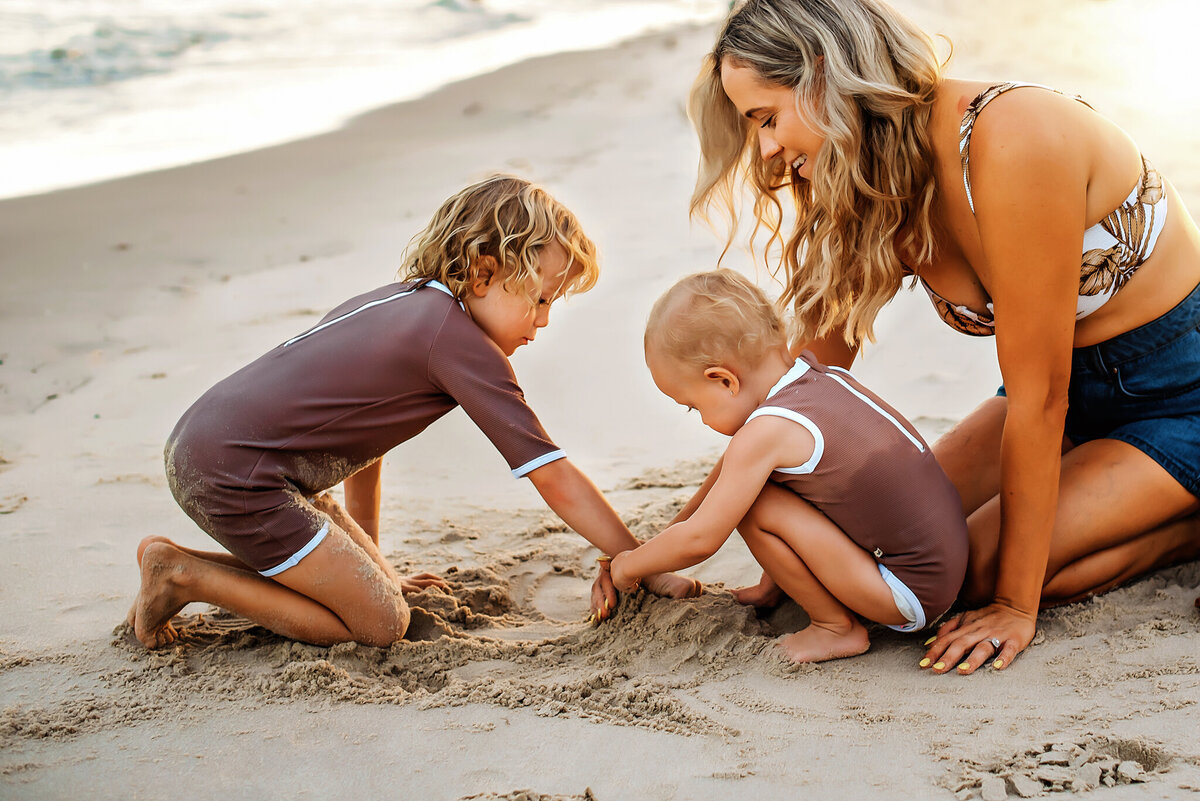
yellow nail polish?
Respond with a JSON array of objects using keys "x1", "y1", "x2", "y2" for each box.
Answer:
[
  {"x1": 993, "y1": 659, "x2": 1004, "y2": 669},
  {"x1": 604, "y1": 598, "x2": 610, "y2": 612},
  {"x1": 919, "y1": 658, "x2": 930, "y2": 668},
  {"x1": 957, "y1": 662, "x2": 970, "y2": 671},
  {"x1": 933, "y1": 662, "x2": 945, "y2": 671},
  {"x1": 923, "y1": 636, "x2": 937, "y2": 646}
]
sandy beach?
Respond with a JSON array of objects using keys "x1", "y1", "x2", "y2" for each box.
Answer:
[{"x1": 3, "y1": 0, "x2": 1199, "y2": 798}]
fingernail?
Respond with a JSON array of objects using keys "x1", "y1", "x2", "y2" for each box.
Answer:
[
  {"x1": 919, "y1": 657, "x2": 930, "y2": 668},
  {"x1": 957, "y1": 662, "x2": 970, "y2": 671},
  {"x1": 604, "y1": 599, "x2": 610, "y2": 612},
  {"x1": 992, "y1": 659, "x2": 1004, "y2": 669},
  {"x1": 923, "y1": 636, "x2": 936, "y2": 646},
  {"x1": 587, "y1": 613, "x2": 595, "y2": 624},
  {"x1": 932, "y1": 662, "x2": 945, "y2": 671}
]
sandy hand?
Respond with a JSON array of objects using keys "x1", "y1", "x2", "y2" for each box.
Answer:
[
  {"x1": 589, "y1": 562, "x2": 618, "y2": 622},
  {"x1": 730, "y1": 571, "x2": 783, "y2": 608},
  {"x1": 400, "y1": 572, "x2": 449, "y2": 594}
]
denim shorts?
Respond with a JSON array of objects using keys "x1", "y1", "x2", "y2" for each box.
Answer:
[{"x1": 1001, "y1": 280, "x2": 1200, "y2": 497}]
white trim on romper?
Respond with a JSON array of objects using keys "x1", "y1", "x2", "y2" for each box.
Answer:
[
  {"x1": 747, "y1": 407, "x2": 825, "y2": 474},
  {"x1": 283, "y1": 280, "x2": 459, "y2": 348},
  {"x1": 765, "y1": 358, "x2": 811, "y2": 397},
  {"x1": 259, "y1": 519, "x2": 331, "y2": 577},
  {"x1": 824, "y1": 367, "x2": 926, "y2": 453},
  {"x1": 512, "y1": 449, "x2": 566, "y2": 478},
  {"x1": 877, "y1": 563, "x2": 926, "y2": 632}
]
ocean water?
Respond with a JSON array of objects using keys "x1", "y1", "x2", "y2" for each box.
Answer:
[{"x1": 0, "y1": 0, "x2": 727, "y2": 199}]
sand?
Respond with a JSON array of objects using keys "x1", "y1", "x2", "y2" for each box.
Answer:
[{"x1": 2, "y1": 0, "x2": 1199, "y2": 798}]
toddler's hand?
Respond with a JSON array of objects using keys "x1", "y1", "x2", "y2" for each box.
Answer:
[
  {"x1": 730, "y1": 571, "x2": 783, "y2": 608},
  {"x1": 642, "y1": 571, "x2": 702, "y2": 599},
  {"x1": 589, "y1": 562, "x2": 618, "y2": 622},
  {"x1": 400, "y1": 572, "x2": 449, "y2": 594}
]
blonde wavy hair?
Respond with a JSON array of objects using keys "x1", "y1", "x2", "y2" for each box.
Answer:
[
  {"x1": 400, "y1": 174, "x2": 599, "y2": 303},
  {"x1": 646, "y1": 269, "x2": 787, "y2": 369},
  {"x1": 690, "y1": 0, "x2": 945, "y2": 347}
]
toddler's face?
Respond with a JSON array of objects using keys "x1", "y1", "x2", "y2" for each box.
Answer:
[
  {"x1": 646, "y1": 348, "x2": 751, "y2": 437},
  {"x1": 465, "y1": 243, "x2": 574, "y2": 356}
]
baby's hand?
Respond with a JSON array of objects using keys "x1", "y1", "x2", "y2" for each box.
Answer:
[
  {"x1": 608, "y1": 551, "x2": 643, "y2": 593},
  {"x1": 730, "y1": 571, "x2": 783, "y2": 608},
  {"x1": 643, "y1": 571, "x2": 702, "y2": 599}
]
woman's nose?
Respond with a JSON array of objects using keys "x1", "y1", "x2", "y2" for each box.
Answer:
[{"x1": 758, "y1": 129, "x2": 782, "y2": 161}]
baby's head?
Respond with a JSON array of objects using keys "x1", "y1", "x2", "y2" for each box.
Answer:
[
  {"x1": 645, "y1": 269, "x2": 787, "y2": 434},
  {"x1": 401, "y1": 174, "x2": 598, "y2": 304}
]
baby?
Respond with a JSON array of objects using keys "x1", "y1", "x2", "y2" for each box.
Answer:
[{"x1": 608, "y1": 269, "x2": 967, "y2": 662}]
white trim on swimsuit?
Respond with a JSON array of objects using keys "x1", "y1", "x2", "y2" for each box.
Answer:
[
  {"x1": 878, "y1": 563, "x2": 925, "y2": 632},
  {"x1": 259, "y1": 519, "x2": 330, "y2": 577}
]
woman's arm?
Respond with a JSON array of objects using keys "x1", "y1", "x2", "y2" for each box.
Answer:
[
  {"x1": 343, "y1": 460, "x2": 383, "y2": 544},
  {"x1": 924, "y1": 91, "x2": 1086, "y2": 674}
]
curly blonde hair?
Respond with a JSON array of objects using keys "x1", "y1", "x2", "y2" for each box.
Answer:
[
  {"x1": 690, "y1": 0, "x2": 945, "y2": 347},
  {"x1": 646, "y1": 269, "x2": 787, "y2": 369},
  {"x1": 400, "y1": 174, "x2": 599, "y2": 303}
]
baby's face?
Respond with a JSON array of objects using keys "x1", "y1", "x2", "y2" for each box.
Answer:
[
  {"x1": 646, "y1": 348, "x2": 750, "y2": 437},
  {"x1": 465, "y1": 243, "x2": 574, "y2": 356}
]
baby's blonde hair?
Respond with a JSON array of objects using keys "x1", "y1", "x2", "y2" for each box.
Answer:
[
  {"x1": 689, "y1": 0, "x2": 945, "y2": 348},
  {"x1": 400, "y1": 174, "x2": 599, "y2": 301},
  {"x1": 646, "y1": 269, "x2": 787, "y2": 369}
]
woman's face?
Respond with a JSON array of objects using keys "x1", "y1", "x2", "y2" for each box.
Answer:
[{"x1": 720, "y1": 58, "x2": 824, "y2": 181}]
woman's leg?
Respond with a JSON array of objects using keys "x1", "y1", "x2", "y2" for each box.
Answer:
[
  {"x1": 132, "y1": 522, "x2": 409, "y2": 649},
  {"x1": 960, "y1": 438, "x2": 1200, "y2": 606},
  {"x1": 737, "y1": 484, "x2": 907, "y2": 663}
]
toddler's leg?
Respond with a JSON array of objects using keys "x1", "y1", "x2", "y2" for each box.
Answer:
[
  {"x1": 737, "y1": 484, "x2": 908, "y2": 663},
  {"x1": 133, "y1": 521, "x2": 409, "y2": 649}
]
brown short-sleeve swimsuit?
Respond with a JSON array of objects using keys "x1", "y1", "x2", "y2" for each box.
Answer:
[
  {"x1": 165, "y1": 279, "x2": 563, "y2": 575},
  {"x1": 748, "y1": 354, "x2": 969, "y2": 627}
]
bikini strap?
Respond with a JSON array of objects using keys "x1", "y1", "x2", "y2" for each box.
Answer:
[{"x1": 959, "y1": 82, "x2": 1090, "y2": 215}]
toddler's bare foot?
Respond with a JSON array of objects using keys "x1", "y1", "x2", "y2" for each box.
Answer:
[
  {"x1": 777, "y1": 619, "x2": 870, "y2": 664},
  {"x1": 134, "y1": 542, "x2": 190, "y2": 649},
  {"x1": 136, "y1": 535, "x2": 173, "y2": 566}
]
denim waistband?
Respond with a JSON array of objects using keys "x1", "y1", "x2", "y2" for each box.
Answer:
[{"x1": 1074, "y1": 280, "x2": 1200, "y2": 373}]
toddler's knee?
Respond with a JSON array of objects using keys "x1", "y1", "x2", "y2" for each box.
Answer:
[{"x1": 355, "y1": 593, "x2": 410, "y2": 648}]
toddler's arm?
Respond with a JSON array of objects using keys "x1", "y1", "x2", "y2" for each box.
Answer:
[
  {"x1": 527, "y1": 458, "x2": 640, "y2": 555},
  {"x1": 343, "y1": 460, "x2": 383, "y2": 544}
]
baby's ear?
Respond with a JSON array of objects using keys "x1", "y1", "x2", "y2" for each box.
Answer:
[{"x1": 704, "y1": 366, "x2": 740, "y2": 393}]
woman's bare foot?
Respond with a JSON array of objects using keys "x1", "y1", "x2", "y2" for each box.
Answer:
[
  {"x1": 777, "y1": 619, "x2": 870, "y2": 663},
  {"x1": 133, "y1": 542, "x2": 191, "y2": 649}
]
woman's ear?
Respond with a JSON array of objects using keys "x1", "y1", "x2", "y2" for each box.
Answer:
[
  {"x1": 704, "y1": 366, "x2": 741, "y2": 396},
  {"x1": 470, "y1": 255, "x2": 499, "y2": 297}
]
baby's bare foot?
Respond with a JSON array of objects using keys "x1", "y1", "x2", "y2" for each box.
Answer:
[
  {"x1": 134, "y1": 542, "x2": 189, "y2": 649},
  {"x1": 778, "y1": 619, "x2": 870, "y2": 664}
]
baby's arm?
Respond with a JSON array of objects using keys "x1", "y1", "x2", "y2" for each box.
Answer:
[
  {"x1": 343, "y1": 460, "x2": 383, "y2": 544},
  {"x1": 526, "y1": 459, "x2": 701, "y2": 611},
  {"x1": 610, "y1": 417, "x2": 813, "y2": 590}
]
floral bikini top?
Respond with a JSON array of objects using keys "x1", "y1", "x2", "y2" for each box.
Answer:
[{"x1": 920, "y1": 82, "x2": 1169, "y2": 337}]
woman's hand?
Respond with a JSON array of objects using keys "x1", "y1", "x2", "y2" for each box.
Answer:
[
  {"x1": 730, "y1": 570, "x2": 783, "y2": 608},
  {"x1": 919, "y1": 602, "x2": 1037, "y2": 675}
]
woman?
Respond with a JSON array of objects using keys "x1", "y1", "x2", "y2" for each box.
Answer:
[{"x1": 690, "y1": 0, "x2": 1200, "y2": 673}]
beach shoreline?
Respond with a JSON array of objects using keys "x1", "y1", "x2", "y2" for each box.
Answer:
[{"x1": 2, "y1": 3, "x2": 1199, "y2": 798}]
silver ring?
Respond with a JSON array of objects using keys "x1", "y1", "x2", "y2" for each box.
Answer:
[{"x1": 987, "y1": 637, "x2": 1001, "y2": 651}]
